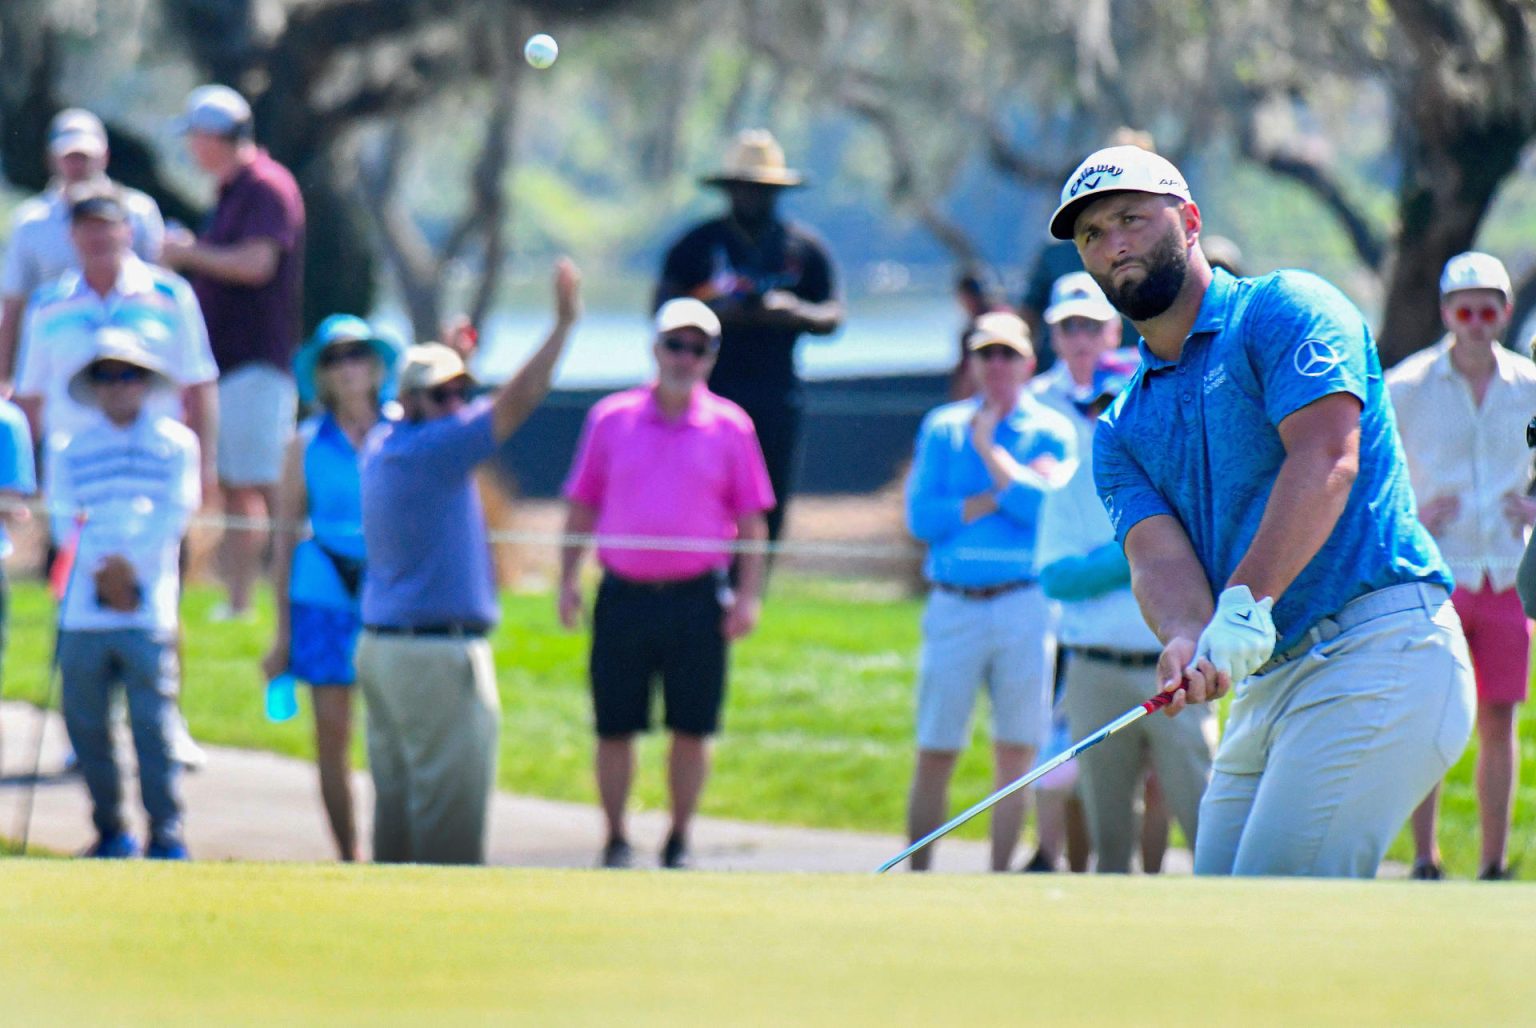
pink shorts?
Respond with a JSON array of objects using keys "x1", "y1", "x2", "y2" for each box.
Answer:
[{"x1": 1450, "y1": 579, "x2": 1530, "y2": 705}]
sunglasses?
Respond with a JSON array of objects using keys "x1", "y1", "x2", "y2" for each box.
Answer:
[
  {"x1": 660, "y1": 336, "x2": 716, "y2": 359},
  {"x1": 1056, "y1": 317, "x2": 1111, "y2": 335},
  {"x1": 1452, "y1": 305, "x2": 1503, "y2": 325},
  {"x1": 318, "y1": 342, "x2": 376, "y2": 368},
  {"x1": 427, "y1": 383, "x2": 470, "y2": 405},
  {"x1": 88, "y1": 364, "x2": 149, "y2": 385},
  {"x1": 974, "y1": 345, "x2": 1023, "y2": 362}
]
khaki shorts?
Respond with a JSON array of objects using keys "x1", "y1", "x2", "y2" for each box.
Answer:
[
  {"x1": 915, "y1": 585, "x2": 1053, "y2": 752},
  {"x1": 216, "y1": 363, "x2": 296, "y2": 486}
]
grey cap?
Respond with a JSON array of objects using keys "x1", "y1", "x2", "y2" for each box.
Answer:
[{"x1": 175, "y1": 84, "x2": 253, "y2": 138}]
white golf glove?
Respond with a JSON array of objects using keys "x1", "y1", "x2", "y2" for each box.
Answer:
[{"x1": 1190, "y1": 585, "x2": 1276, "y2": 684}]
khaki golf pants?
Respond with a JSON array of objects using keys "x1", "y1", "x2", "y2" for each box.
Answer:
[
  {"x1": 1063, "y1": 650, "x2": 1216, "y2": 872},
  {"x1": 356, "y1": 632, "x2": 500, "y2": 865},
  {"x1": 1193, "y1": 590, "x2": 1474, "y2": 878}
]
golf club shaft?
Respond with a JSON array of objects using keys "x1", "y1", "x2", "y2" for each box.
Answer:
[
  {"x1": 876, "y1": 689, "x2": 1176, "y2": 874},
  {"x1": 16, "y1": 512, "x2": 88, "y2": 854}
]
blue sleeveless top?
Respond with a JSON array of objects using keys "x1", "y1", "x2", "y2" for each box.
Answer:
[{"x1": 290, "y1": 412, "x2": 368, "y2": 610}]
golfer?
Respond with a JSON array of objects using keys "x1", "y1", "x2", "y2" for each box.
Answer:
[{"x1": 1049, "y1": 146, "x2": 1474, "y2": 877}]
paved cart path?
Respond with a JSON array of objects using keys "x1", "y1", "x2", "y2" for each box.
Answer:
[{"x1": 0, "y1": 700, "x2": 1195, "y2": 873}]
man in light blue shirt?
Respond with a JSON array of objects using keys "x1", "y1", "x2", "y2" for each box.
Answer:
[
  {"x1": 1051, "y1": 145, "x2": 1473, "y2": 877},
  {"x1": 901, "y1": 311, "x2": 1076, "y2": 871}
]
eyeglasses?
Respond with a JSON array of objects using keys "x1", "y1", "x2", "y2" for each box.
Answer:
[
  {"x1": 1452, "y1": 305, "x2": 1503, "y2": 325},
  {"x1": 427, "y1": 383, "x2": 470, "y2": 405},
  {"x1": 660, "y1": 336, "x2": 716, "y2": 359},
  {"x1": 88, "y1": 365, "x2": 149, "y2": 385},
  {"x1": 974, "y1": 345, "x2": 1023, "y2": 362},
  {"x1": 318, "y1": 342, "x2": 375, "y2": 368}
]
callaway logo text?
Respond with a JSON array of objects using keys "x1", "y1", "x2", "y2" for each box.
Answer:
[{"x1": 1069, "y1": 163, "x2": 1124, "y2": 197}]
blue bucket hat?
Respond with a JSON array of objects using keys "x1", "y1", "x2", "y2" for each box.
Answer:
[{"x1": 294, "y1": 314, "x2": 402, "y2": 408}]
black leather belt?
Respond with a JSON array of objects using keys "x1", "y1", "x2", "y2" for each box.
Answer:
[
  {"x1": 932, "y1": 579, "x2": 1036, "y2": 600},
  {"x1": 1066, "y1": 645, "x2": 1160, "y2": 669},
  {"x1": 364, "y1": 623, "x2": 490, "y2": 638},
  {"x1": 603, "y1": 571, "x2": 717, "y2": 593}
]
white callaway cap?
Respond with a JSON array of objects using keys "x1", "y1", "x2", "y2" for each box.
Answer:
[
  {"x1": 1049, "y1": 145, "x2": 1192, "y2": 240},
  {"x1": 1439, "y1": 251, "x2": 1511, "y2": 300}
]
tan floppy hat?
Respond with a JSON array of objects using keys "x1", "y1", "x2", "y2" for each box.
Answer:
[
  {"x1": 701, "y1": 129, "x2": 805, "y2": 188},
  {"x1": 398, "y1": 342, "x2": 475, "y2": 393}
]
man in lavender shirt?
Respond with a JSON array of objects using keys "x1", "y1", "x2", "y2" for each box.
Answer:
[
  {"x1": 356, "y1": 259, "x2": 580, "y2": 865},
  {"x1": 162, "y1": 84, "x2": 306, "y2": 620},
  {"x1": 559, "y1": 298, "x2": 775, "y2": 870}
]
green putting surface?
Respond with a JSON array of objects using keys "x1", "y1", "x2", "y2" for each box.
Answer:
[{"x1": 4, "y1": 862, "x2": 1534, "y2": 1024}]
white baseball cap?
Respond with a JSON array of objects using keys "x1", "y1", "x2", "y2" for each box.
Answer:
[
  {"x1": 1043, "y1": 271, "x2": 1117, "y2": 325},
  {"x1": 49, "y1": 108, "x2": 107, "y2": 158},
  {"x1": 654, "y1": 297, "x2": 722, "y2": 339},
  {"x1": 1439, "y1": 251, "x2": 1511, "y2": 300},
  {"x1": 1049, "y1": 145, "x2": 1192, "y2": 240},
  {"x1": 175, "y1": 84, "x2": 254, "y2": 138}
]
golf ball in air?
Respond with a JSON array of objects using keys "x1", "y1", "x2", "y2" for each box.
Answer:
[{"x1": 524, "y1": 34, "x2": 558, "y2": 69}]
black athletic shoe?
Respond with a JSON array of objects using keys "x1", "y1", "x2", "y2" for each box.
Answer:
[
  {"x1": 660, "y1": 832, "x2": 690, "y2": 870},
  {"x1": 1020, "y1": 850, "x2": 1056, "y2": 873},
  {"x1": 600, "y1": 838, "x2": 634, "y2": 869},
  {"x1": 1479, "y1": 863, "x2": 1509, "y2": 881},
  {"x1": 1409, "y1": 859, "x2": 1444, "y2": 880}
]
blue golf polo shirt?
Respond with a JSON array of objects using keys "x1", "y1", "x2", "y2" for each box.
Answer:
[{"x1": 1093, "y1": 268, "x2": 1450, "y2": 652}]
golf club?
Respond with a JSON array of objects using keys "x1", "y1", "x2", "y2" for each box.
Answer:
[
  {"x1": 876, "y1": 687, "x2": 1177, "y2": 873},
  {"x1": 15, "y1": 510, "x2": 88, "y2": 855}
]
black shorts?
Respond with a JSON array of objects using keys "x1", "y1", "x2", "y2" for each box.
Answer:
[{"x1": 590, "y1": 572, "x2": 728, "y2": 737}]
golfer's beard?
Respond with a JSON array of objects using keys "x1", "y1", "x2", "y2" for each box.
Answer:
[{"x1": 1101, "y1": 230, "x2": 1188, "y2": 321}]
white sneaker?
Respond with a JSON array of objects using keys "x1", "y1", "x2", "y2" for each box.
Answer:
[{"x1": 169, "y1": 716, "x2": 207, "y2": 772}]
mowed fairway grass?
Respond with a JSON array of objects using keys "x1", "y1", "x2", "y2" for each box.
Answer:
[
  {"x1": 3, "y1": 575, "x2": 1533, "y2": 875},
  {"x1": 5, "y1": 861, "x2": 1536, "y2": 1024}
]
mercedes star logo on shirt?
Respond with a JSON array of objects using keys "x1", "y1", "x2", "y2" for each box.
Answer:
[{"x1": 1293, "y1": 339, "x2": 1344, "y2": 378}]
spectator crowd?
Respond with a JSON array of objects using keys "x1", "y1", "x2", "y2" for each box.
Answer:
[{"x1": 1, "y1": 98, "x2": 1532, "y2": 882}]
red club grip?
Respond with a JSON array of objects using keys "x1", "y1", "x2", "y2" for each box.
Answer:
[{"x1": 1142, "y1": 690, "x2": 1177, "y2": 713}]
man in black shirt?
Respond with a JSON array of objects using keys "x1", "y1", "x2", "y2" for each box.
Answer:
[{"x1": 654, "y1": 129, "x2": 844, "y2": 544}]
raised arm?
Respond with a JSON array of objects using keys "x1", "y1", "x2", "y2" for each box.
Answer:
[{"x1": 492, "y1": 258, "x2": 582, "y2": 444}]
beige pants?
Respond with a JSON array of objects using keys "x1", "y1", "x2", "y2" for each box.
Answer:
[
  {"x1": 355, "y1": 632, "x2": 500, "y2": 865},
  {"x1": 1064, "y1": 651, "x2": 1217, "y2": 873}
]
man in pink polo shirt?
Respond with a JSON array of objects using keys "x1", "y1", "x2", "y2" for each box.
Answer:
[{"x1": 559, "y1": 297, "x2": 774, "y2": 870}]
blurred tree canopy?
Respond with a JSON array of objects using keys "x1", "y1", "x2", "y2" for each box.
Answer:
[{"x1": 1, "y1": 0, "x2": 1534, "y2": 361}]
